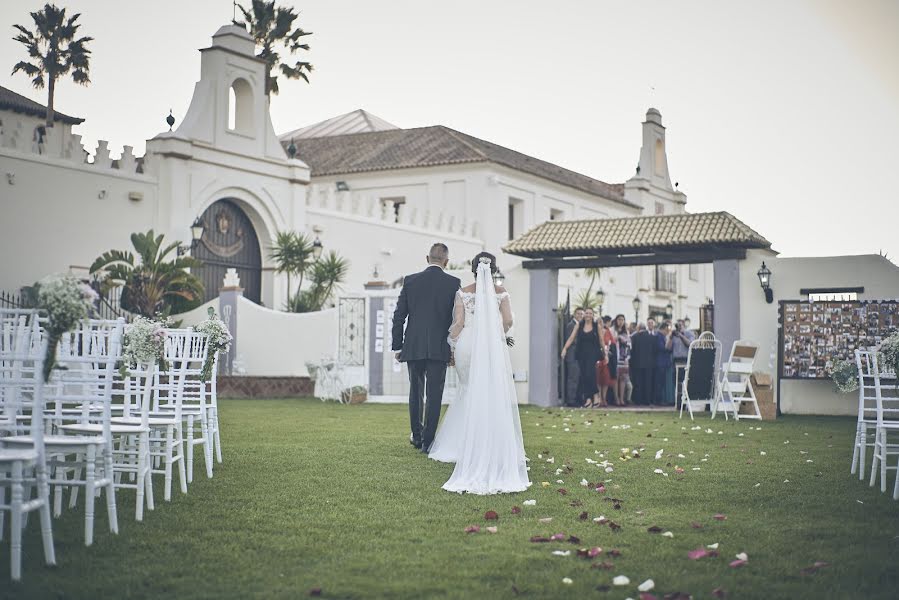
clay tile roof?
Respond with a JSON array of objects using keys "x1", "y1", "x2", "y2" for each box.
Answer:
[
  {"x1": 286, "y1": 124, "x2": 637, "y2": 207},
  {"x1": 503, "y1": 211, "x2": 772, "y2": 258},
  {"x1": 0, "y1": 85, "x2": 84, "y2": 125}
]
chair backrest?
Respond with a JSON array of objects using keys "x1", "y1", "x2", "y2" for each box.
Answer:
[
  {"x1": 855, "y1": 350, "x2": 878, "y2": 422},
  {"x1": 47, "y1": 318, "x2": 124, "y2": 436},
  {"x1": 722, "y1": 340, "x2": 758, "y2": 381},
  {"x1": 153, "y1": 329, "x2": 210, "y2": 415},
  {"x1": 872, "y1": 352, "x2": 899, "y2": 427},
  {"x1": 684, "y1": 332, "x2": 722, "y2": 402},
  {"x1": 0, "y1": 308, "x2": 48, "y2": 447}
]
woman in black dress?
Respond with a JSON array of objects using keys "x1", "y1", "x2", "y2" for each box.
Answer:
[{"x1": 561, "y1": 308, "x2": 605, "y2": 407}]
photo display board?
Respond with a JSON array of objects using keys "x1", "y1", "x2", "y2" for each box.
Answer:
[{"x1": 780, "y1": 300, "x2": 899, "y2": 379}]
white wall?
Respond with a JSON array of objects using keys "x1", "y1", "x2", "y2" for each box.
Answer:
[
  {"x1": 738, "y1": 249, "x2": 899, "y2": 415},
  {"x1": 229, "y1": 296, "x2": 337, "y2": 377}
]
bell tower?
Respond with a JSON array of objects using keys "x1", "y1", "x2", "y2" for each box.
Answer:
[
  {"x1": 624, "y1": 108, "x2": 686, "y2": 214},
  {"x1": 166, "y1": 24, "x2": 286, "y2": 160}
]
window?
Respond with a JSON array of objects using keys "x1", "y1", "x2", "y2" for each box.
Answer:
[
  {"x1": 508, "y1": 198, "x2": 524, "y2": 240},
  {"x1": 689, "y1": 263, "x2": 700, "y2": 281},
  {"x1": 549, "y1": 208, "x2": 564, "y2": 221},
  {"x1": 227, "y1": 78, "x2": 254, "y2": 135},
  {"x1": 381, "y1": 197, "x2": 405, "y2": 223},
  {"x1": 655, "y1": 202, "x2": 665, "y2": 215}
]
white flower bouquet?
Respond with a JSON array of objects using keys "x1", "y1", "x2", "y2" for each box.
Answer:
[
  {"x1": 826, "y1": 359, "x2": 859, "y2": 393},
  {"x1": 120, "y1": 316, "x2": 169, "y2": 377},
  {"x1": 36, "y1": 275, "x2": 98, "y2": 380},
  {"x1": 193, "y1": 310, "x2": 232, "y2": 382},
  {"x1": 878, "y1": 332, "x2": 899, "y2": 376}
]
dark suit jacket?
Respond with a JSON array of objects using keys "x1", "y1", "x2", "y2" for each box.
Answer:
[
  {"x1": 563, "y1": 319, "x2": 579, "y2": 364},
  {"x1": 629, "y1": 330, "x2": 657, "y2": 369},
  {"x1": 391, "y1": 266, "x2": 461, "y2": 362}
]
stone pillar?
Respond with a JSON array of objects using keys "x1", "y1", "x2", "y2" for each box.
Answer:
[
  {"x1": 713, "y1": 259, "x2": 741, "y2": 357},
  {"x1": 528, "y1": 268, "x2": 559, "y2": 407},
  {"x1": 219, "y1": 268, "x2": 243, "y2": 376}
]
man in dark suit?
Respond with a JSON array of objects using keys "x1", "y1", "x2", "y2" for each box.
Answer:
[
  {"x1": 629, "y1": 320, "x2": 657, "y2": 406},
  {"x1": 392, "y1": 243, "x2": 461, "y2": 453}
]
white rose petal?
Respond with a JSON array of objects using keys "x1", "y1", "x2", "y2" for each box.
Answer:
[
  {"x1": 661, "y1": 531, "x2": 674, "y2": 538},
  {"x1": 552, "y1": 550, "x2": 571, "y2": 556},
  {"x1": 655, "y1": 449, "x2": 664, "y2": 460},
  {"x1": 613, "y1": 575, "x2": 630, "y2": 586},
  {"x1": 523, "y1": 499, "x2": 536, "y2": 506},
  {"x1": 638, "y1": 579, "x2": 655, "y2": 592},
  {"x1": 736, "y1": 552, "x2": 748, "y2": 561},
  {"x1": 707, "y1": 543, "x2": 719, "y2": 549},
  {"x1": 562, "y1": 577, "x2": 573, "y2": 585}
]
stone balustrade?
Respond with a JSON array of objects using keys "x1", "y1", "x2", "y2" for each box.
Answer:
[{"x1": 307, "y1": 183, "x2": 480, "y2": 239}]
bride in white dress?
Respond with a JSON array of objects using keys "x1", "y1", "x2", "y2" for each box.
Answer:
[{"x1": 428, "y1": 253, "x2": 531, "y2": 495}]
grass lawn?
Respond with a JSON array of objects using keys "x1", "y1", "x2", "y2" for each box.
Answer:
[{"x1": 3, "y1": 398, "x2": 898, "y2": 599}]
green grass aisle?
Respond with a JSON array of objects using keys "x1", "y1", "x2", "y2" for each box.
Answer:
[{"x1": 3, "y1": 399, "x2": 898, "y2": 599}]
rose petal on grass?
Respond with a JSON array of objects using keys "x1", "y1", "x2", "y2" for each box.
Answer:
[
  {"x1": 800, "y1": 561, "x2": 830, "y2": 575},
  {"x1": 558, "y1": 488, "x2": 569, "y2": 495},
  {"x1": 485, "y1": 510, "x2": 499, "y2": 520},
  {"x1": 691, "y1": 522, "x2": 704, "y2": 529},
  {"x1": 464, "y1": 525, "x2": 481, "y2": 533},
  {"x1": 607, "y1": 549, "x2": 622, "y2": 557},
  {"x1": 309, "y1": 589, "x2": 322, "y2": 597},
  {"x1": 647, "y1": 525, "x2": 664, "y2": 533},
  {"x1": 661, "y1": 531, "x2": 674, "y2": 538},
  {"x1": 729, "y1": 559, "x2": 747, "y2": 568},
  {"x1": 552, "y1": 550, "x2": 571, "y2": 556},
  {"x1": 608, "y1": 521, "x2": 622, "y2": 531},
  {"x1": 539, "y1": 517, "x2": 553, "y2": 523},
  {"x1": 588, "y1": 546, "x2": 603, "y2": 557},
  {"x1": 735, "y1": 552, "x2": 748, "y2": 561},
  {"x1": 530, "y1": 536, "x2": 550, "y2": 543},
  {"x1": 568, "y1": 535, "x2": 581, "y2": 544},
  {"x1": 713, "y1": 513, "x2": 727, "y2": 521},
  {"x1": 550, "y1": 533, "x2": 567, "y2": 542},
  {"x1": 485, "y1": 526, "x2": 498, "y2": 534},
  {"x1": 638, "y1": 579, "x2": 655, "y2": 592},
  {"x1": 511, "y1": 506, "x2": 521, "y2": 514},
  {"x1": 639, "y1": 594, "x2": 658, "y2": 600},
  {"x1": 523, "y1": 499, "x2": 536, "y2": 506},
  {"x1": 593, "y1": 562, "x2": 615, "y2": 571},
  {"x1": 688, "y1": 547, "x2": 709, "y2": 560},
  {"x1": 711, "y1": 588, "x2": 727, "y2": 598},
  {"x1": 594, "y1": 515, "x2": 608, "y2": 524},
  {"x1": 612, "y1": 575, "x2": 630, "y2": 586},
  {"x1": 562, "y1": 577, "x2": 573, "y2": 585},
  {"x1": 579, "y1": 511, "x2": 589, "y2": 521}
]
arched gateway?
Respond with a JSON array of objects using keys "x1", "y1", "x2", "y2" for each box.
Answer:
[{"x1": 193, "y1": 199, "x2": 262, "y2": 304}]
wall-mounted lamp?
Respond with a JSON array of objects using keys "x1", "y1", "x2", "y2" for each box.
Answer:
[
  {"x1": 493, "y1": 268, "x2": 506, "y2": 287},
  {"x1": 665, "y1": 301, "x2": 674, "y2": 320},
  {"x1": 97, "y1": 189, "x2": 107, "y2": 199},
  {"x1": 757, "y1": 261, "x2": 773, "y2": 304},
  {"x1": 595, "y1": 287, "x2": 605, "y2": 313},
  {"x1": 335, "y1": 181, "x2": 349, "y2": 192},
  {"x1": 312, "y1": 236, "x2": 324, "y2": 261},
  {"x1": 632, "y1": 295, "x2": 642, "y2": 323},
  {"x1": 5, "y1": 173, "x2": 14, "y2": 185},
  {"x1": 178, "y1": 217, "x2": 206, "y2": 257}
]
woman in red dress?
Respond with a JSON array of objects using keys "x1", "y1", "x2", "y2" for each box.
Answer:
[{"x1": 595, "y1": 316, "x2": 618, "y2": 406}]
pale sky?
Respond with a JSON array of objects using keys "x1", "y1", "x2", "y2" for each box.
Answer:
[{"x1": 2, "y1": 0, "x2": 898, "y2": 260}]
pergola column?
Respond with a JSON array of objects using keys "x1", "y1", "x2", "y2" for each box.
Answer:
[
  {"x1": 713, "y1": 259, "x2": 741, "y2": 355},
  {"x1": 528, "y1": 267, "x2": 559, "y2": 407}
]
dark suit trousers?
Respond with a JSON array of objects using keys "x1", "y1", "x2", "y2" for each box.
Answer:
[
  {"x1": 631, "y1": 367, "x2": 654, "y2": 406},
  {"x1": 407, "y1": 359, "x2": 447, "y2": 446}
]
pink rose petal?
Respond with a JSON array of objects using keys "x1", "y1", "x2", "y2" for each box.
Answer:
[
  {"x1": 688, "y1": 547, "x2": 709, "y2": 560},
  {"x1": 588, "y1": 546, "x2": 602, "y2": 558},
  {"x1": 713, "y1": 513, "x2": 727, "y2": 521},
  {"x1": 464, "y1": 525, "x2": 480, "y2": 533},
  {"x1": 729, "y1": 559, "x2": 747, "y2": 568}
]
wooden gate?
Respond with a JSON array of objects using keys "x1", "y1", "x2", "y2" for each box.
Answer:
[{"x1": 193, "y1": 199, "x2": 262, "y2": 304}]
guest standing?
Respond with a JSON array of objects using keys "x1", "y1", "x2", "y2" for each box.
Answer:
[
  {"x1": 653, "y1": 321, "x2": 675, "y2": 406},
  {"x1": 629, "y1": 321, "x2": 656, "y2": 406},
  {"x1": 562, "y1": 308, "x2": 584, "y2": 406},
  {"x1": 598, "y1": 315, "x2": 620, "y2": 405},
  {"x1": 671, "y1": 319, "x2": 695, "y2": 408},
  {"x1": 561, "y1": 308, "x2": 605, "y2": 407},
  {"x1": 614, "y1": 315, "x2": 631, "y2": 405}
]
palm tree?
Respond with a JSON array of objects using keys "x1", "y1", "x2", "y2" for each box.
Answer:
[
  {"x1": 269, "y1": 231, "x2": 313, "y2": 307},
  {"x1": 288, "y1": 250, "x2": 349, "y2": 313},
  {"x1": 11, "y1": 3, "x2": 93, "y2": 129},
  {"x1": 89, "y1": 230, "x2": 204, "y2": 318},
  {"x1": 238, "y1": 0, "x2": 313, "y2": 95}
]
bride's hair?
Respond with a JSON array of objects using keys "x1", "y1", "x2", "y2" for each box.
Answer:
[{"x1": 471, "y1": 251, "x2": 498, "y2": 275}]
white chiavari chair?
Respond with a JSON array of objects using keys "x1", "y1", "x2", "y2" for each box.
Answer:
[
  {"x1": 5, "y1": 318, "x2": 123, "y2": 546},
  {"x1": 0, "y1": 309, "x2": 55, "y2": 581},
  {"x1": 851, "y1": 350, "x2": 878, "y2": 479},
  {"x1": 156, "y1": 330, "x2": 212, "y2": 483},
  {"x1": 868, "y1": 352, "x2": 899, "y2": 499}
]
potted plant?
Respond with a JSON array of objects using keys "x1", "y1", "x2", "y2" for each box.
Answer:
[{"x1": 342, "y1": 385, "x2": 368, "y2": 405}]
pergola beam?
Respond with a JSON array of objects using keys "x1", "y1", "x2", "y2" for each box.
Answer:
[{"x1": 521, "y1": 248, "x2": 747, "y2": 270}]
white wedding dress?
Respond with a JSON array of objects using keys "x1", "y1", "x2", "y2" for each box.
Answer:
[{"x1": 428, "y1": 260, "x2": 531, "y2": 495}]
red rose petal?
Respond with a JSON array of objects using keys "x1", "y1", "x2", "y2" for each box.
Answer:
[
  {"x1": 464, "y1": 525, "x2": 481, "y2": 533},
  {"x1": 640, "y1": 594, "x2": 658, "y2": 600},
  {"x1": 558, "y1": 488, "x2": 569, "y2": 495},
  {"x1": 484, "y1": 510, "x2": 499, "y2": 520},
  {"x1": 647, "y1": 525, "x2": 663, "y2": 533},
  {"x1": 691, "y1": 522, "x2": 704, "y2": 529},
  {"x1": 579, "y1": 511, "x2": 589, "y2": 521},
  {"x1": 567, "y1": 535, "x2": 581, "y2": 544},
  {"x1": 309, "y1": 589, "x2": 322, "y2": 597},
  {"x1": 607, "y1": 549, "x2": 622, "y2": 557},
  {"x1": 511, "y1": 506, "x2": 521, "y2": 514},
  {"x1": 529, "y1": 535, "x2": 550, "y2": 543},
  {"x1": 711, "y1": 588, "x2": 727, "y2": 598}
]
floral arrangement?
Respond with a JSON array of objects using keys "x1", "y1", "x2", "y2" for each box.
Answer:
[
  {"x1": 36, "y1": 275, "x2": 98, "y2": 380},
  {"x1": 119, "y1": 316, "x2": 169, "y2": 378},
  {"x1": 826, "y1": 359, "x2": 859, "y2": 394},
  {"x1": 878, "y1": 332, "x2": 899, "y2": 376},
  {"x1": 193, "y1": 309, "x2": 233, "y2": 382}
]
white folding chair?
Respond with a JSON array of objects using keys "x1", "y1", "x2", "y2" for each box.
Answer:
[
  {"x1": 207, "y1": 354, "x2": 223, "y2": 465},
  {"x1": 155, "y1": 329, "x2": 212, "y2": 483},
  {"x1": 851, "y1": 350, "x2": 878, "y2": 479},
  {"x1": 713, "y1": 340, "x2": 761, "y2": 420},
  {"x1": 0, "y1": 309, "x2": 55, "y2": 581},
  {"x1": 679, "y1": 332, "x2": 722, "y2": 421},
  {"x1": 868, "y1": 352, "x2": 899, "y2": 499},
  {"x1": 5, "y1": 319, "x2": 123, "y2": 546}
]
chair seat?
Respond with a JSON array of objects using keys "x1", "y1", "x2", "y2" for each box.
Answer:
[
  {"x1": 0, "y1": 448, "x2": 39, "y2": 463},
  {"x1": 60, "y1": 423, "x2": 149, "y2": 435},
  {"x1": 3, "y1": 434, "x2": 105, "y2": 448},
  {"x1": 112, "y1": 415, "x2": 178, "y2": 426}
]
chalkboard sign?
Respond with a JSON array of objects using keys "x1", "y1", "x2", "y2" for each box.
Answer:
[
  {"x1": 780, "y1": 300, "x2": 899, "y2": 379},
  {"x1": 685, "y1": 347, "x2": 718, "y2": 400}
]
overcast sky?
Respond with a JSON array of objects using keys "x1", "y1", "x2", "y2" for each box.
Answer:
[{"x1": 2, "y1": 0, "x2": 898, "y2": 260}]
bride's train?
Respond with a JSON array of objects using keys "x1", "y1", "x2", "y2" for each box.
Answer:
[{"x1": 428, "y1": 259, "x2": 530, "y2": 495}]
